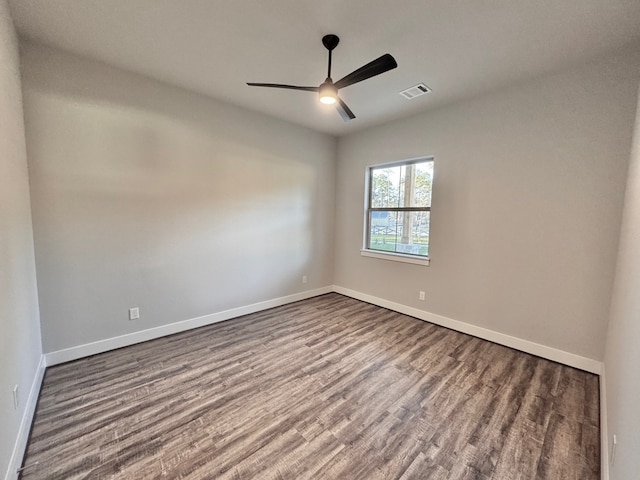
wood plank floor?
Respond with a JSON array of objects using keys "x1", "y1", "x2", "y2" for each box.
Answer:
[{"x1": 20, "y1": 293, "x2": 599, "y2": 479}]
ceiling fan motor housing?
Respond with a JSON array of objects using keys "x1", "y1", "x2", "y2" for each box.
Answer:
[{"x1": 319, "y1": 80, "x2": 338, "y2": 104}]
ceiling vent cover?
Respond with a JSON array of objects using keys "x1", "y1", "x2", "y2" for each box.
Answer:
[{"x1": 399, "y1": 83, "x2": 431, "y2": 99}]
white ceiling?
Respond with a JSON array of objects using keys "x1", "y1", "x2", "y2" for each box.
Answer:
[{"x1": 8, "y1": 0, "x2": 640, "y2": 136}]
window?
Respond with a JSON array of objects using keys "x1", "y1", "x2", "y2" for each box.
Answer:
[{"x1": 363, "y1": 157, "x2": 433, "y2": 265}]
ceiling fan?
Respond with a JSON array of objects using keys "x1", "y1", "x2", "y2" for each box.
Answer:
[{"x1": 247, "y1": 34, "x2": 397, "y2": 122}]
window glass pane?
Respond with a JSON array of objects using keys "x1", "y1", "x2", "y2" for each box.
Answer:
[
  {"x1": 371, "y1": 161, "x2": 433, "y2": 209},
  {"x1": 368, "y1": 211, "x2": 430, "y2": 256},
  {"x1": 414, "y1": 161, "x2": 433, "y2": 208},
  {"x1": 371, "y1": 167, "x2": 401, "y2": 208}
]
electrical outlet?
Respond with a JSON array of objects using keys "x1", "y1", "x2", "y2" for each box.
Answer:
[
  {"x1": 129, "y1": 307, "x2": 140, "y2": 320},
  {"x1": 12, "y1": 385, "x2": 19, "y2": 410},
  {"x1": 302, "y1": 275, "x2": 307, "y2": 284},
  {"x1": 419, "y1": 291, "x2": 425, "y2": 301}
]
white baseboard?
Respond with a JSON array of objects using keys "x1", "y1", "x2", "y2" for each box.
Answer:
[
  {"x1": 600, "y1": 367, "x2": 609, "y2": 480},
  {"x1": 4, "y1": 355, "x2": 46, "y2": 480},
  {"x1": 45, "y1": 286, "x2": 332, "y2": 366},
  {"x1": 45, "y1": 284, "x2": 603, "y2": 373},
  {"x1": 332, "y1": 285, "x2": 603, "y2": 374}
]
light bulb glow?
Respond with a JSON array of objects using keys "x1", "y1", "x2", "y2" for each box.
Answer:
[{"x1": 320, "y1": 95, "x2": 336, "y2": 105}]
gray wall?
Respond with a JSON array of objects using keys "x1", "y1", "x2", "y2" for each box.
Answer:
[
  {"x1": 604, "y1": 82, "x2": 640, "y2": 479},
  {"x1": 335, "y1": 49, "x2": 640, "y2": 361},
  {"x1": 0, "y1": 1, "x2": 42, "y2": 477},
  {"x1": 20, "y1": 42, "x2": 336, "y2": 353},
  {"x1": 10, "y1": 30, "x2": 640, "y2": 478}
]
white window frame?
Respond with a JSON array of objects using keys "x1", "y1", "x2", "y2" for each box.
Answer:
[{"x1": 361, "y1": 156, "x2": 433, "y2": 266}]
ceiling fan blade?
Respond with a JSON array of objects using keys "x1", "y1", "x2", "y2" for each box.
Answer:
[
  {"x1": 334, "y1": 54, "x2": 397, "y2": 90},
  {"x1": 335, "y1": 97, "x2": 356, "y2": 122},
  {"x1": 247, "y1": 83, "x2": 318, "y2": 92}
]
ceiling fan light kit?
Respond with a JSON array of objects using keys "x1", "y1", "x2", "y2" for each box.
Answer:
[
  {"x1": 247, "y1": 34, "x2": 397, "y2": 122},
  {"x1": 319, "y1": 82, "x2": 337, "y2": 104}
]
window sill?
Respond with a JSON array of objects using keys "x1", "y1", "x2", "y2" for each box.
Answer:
[{"x1": 360, "y1": 249, "x2": 430, "y2": 266}]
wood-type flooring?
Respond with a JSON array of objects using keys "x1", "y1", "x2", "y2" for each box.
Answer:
[{"x1": 21, "y1": 293, "x2": 599, "y2": 479}]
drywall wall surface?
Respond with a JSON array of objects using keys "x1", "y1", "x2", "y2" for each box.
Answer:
[
  {"x1": 0, "y1": 2, "x2": 42, "y2": 478},
  {"x1": 20, "y1": 42, "x2": 336, "y2": 353},
  {"x1": 604, "y1": 82, "x2": 640, "y2": 480},
  {"x1": 335, "y1": 49, "x2": 640, "y2": 361}
]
